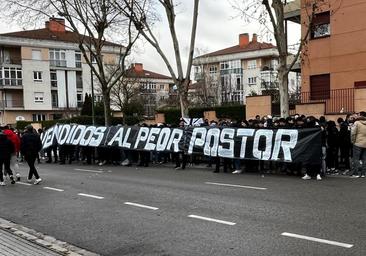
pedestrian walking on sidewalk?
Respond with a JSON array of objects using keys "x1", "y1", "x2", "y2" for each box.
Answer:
[
  {"x1": 350, "y1": 111, "x2": 366, "y2": 178},
  {"x1": 2, "y1": 126, "x2": 21, "y2": 181},
  {"x1": 20, "y1": 125, "x2": 43, "y2": 184},
  {"x1": 0, "y1": 131, "x2": 16, "y2": 186}
]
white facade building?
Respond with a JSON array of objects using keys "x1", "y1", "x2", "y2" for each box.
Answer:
[
  {"x1": 0, "y1": 18, "x2": 123, "y2": 125},
  {"x1": 192, "y1": 33, "x2": 299, "y2": 105}
]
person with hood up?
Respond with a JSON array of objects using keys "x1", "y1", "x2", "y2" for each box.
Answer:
[
  {"x1": 350, "y1": 111, "x2": 366, "y2": 178},
  {"x1": 2, "y1": 126, "x2": 21, "y2": 181},
  {"x1": 20, "y1": 125, "x2": 43, "y2": 184},
  {"x1": 0, "y1": 131, "x2": 16, "y2": 186}
]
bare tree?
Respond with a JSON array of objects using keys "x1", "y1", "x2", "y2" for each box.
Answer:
[
  {"x1": 117, "y1": 0, "x2": 200, "y2": 118},
  {"x1": 231, "y1": 0, "x2": 325, "y2": 117},
  {"x1": 3, "y1": 0, "x2": 141, "y2": 125}
]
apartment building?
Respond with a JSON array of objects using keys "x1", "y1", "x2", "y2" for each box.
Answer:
[
  {"x1": 0, "y1": 17, "x2": 123, "y2": 125},
  {"x1": 285, "y1": 0, "x2": 366, "y2": 114},
  {"x1": 192, "y1": 33, "x2": 299, "y2": 105},
  {"x1": 121, "y1": 63, "x2": 174, "y2": 118}
]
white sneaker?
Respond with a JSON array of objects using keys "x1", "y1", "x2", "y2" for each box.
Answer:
[
  {"x1": 27, "y1": 179, "x2": 33, "y2": 183},
  {"x1": 302, "y1": 174, "x2": 311, "y2": 180},
  {"x1": 34, "y1": 178, "x2": 42, "y2": 185},
  {"x1": 361, "y1": 175, "x2": 365, "y2": 178},
  {"x1": 316, "y1": 174, "x2": 322, "y2": 180},
  {"x1": 0, "y1": 182, "x2": 5, "y2": 186},
  {"x1": 350, "y1": 175, "x2": 360, "y2": 178},
  {"x1": 232, "y1": 170, "x2": 242, "y2": 174}
]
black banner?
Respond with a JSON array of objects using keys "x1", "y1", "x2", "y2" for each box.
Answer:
[{"x1": 41, "y1": 124, "x2": 322, "y2": 165}]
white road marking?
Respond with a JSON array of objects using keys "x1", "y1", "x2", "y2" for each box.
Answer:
[
  {"x1": 188, "y1": 215, "x2": 236, "y2": 226},
  {"x1": 124, "y1": 202, "x2": 159, "y2": 210},
  {"x1": 205, "y1": 182, "x2": 267, "y2": 190},
  {"x1": 17, "y1": 182, "x2": 32, "y2": 186},
  {"x1": 281, "y1": 232, "x2": 354, "y2": 248},
  {"x1": 43, "y1": 187, "x2": 64, "y2": 192},
  {"x1": 74, "y1": 168, "x2": 103, "y2": 173},
  {"x1": 77, "y1": 193, "x2": 104, "y2": 200}
]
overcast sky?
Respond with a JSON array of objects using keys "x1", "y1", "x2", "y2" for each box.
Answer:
[{"x1": 0, "y1": 0, "x2": 300, "y2": 77}]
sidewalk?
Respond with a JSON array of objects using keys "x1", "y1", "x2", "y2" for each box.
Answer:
[{"x1": 0, "y1": 218, "x2": 98, "y2": 256}]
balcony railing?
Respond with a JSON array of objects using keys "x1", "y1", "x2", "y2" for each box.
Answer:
[
  {"x1": 50, "y1": 59, "x2": 67, "y2": 67},
  {"x1": 0, "y1": 78, "x2": 23, "y2": 87},
  {"x1": 297, "y1": 88, "x2": 354, "y2": 114},
  {"x1": 0, "y1": 100, "x2": 24, "y2": 109}
]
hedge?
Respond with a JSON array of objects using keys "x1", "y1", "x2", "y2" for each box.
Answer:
[
  {"x1": 16, "y1": 116, "x2": 124, "y2": 130},
  {"x1": 157, "y1": 104, "x2": 246, "y2": 125}
]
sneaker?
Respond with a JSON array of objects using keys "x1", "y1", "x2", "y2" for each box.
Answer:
[
  {"x1": 9, "y1": 176, "x2": 15, "y2": 184},
  {"x1": 175, "y1": 166, "x2": 182, "y2": 170},
  {"x1": 34, "y1": 178, "x2": 42, "y2": 185},
  {"x1": 342, "y1": 169, "x2": 350, "y2": 175},
  {"x1": 361, "y1": 175, "x2": 365, "y2": 178},
  {"x1": 302, "y1": 174, "x2": 311, "y2": 180},
  {"x1": 350, "y1": 175, "x2": 360, "y2": 178},
  {"x1": 316, "y1": 174, "x2": 322, "y2": 181},
  {"x1": 27, "y1": 179, "x2": 33, "y2": 183},
  {"x1": 16, "y1": 173, "x2": 20, "y2": 181},
  {"x1": 0, "y1": 182, "x2": 5, "y2": 186},
  {"x1": 232, "y1": 170, "x2": 242, "y2": 174}
]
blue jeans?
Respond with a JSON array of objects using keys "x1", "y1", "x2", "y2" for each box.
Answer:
[{"x1": 352, "y1": 145, "x2": 366, "y2": 176}]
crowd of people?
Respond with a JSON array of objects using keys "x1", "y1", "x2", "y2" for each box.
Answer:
[{"x1": 0, "y1": 111, "x2": 365, "y2": 185}]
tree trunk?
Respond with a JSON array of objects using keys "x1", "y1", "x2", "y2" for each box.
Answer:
[
  {"x1": 179, "y1": 80, "x2": 190, "y2": 118},
  {"x1": 277, "y1": 57, "x2": 289, "y2": 117},
  {"x1": 103, "y1": 90, "x2": 111, "y2": 126}
]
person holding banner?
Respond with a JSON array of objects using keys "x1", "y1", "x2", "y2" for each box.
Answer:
[{"x1": 21, "y1": 125, "x2": 43, "y2": 185}]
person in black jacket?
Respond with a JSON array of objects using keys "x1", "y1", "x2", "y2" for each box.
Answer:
[
  {"x1": 20, "y1": 125, "x2": 43, "y2": 184},
  {"x1": 0, "y1": 131, "x2": 16, "y2": 185}
]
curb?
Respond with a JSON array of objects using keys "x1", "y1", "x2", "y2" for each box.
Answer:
[{"x1": 0, "y1": 217, "x2": 99, "y2": 256}]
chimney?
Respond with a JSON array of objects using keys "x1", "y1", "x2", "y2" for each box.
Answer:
[
  {"x1": 252, "y1": 33, "x2": 258, "y2": 43},
  {"x1": 239, "y1": 33, "x2": 249, "y2": 48},
  {"x1": 134, "y1": 63, "x2": 143, "y2": 72},
  {"x1": 45, "y1": 17, "x2": 66, "y2": 32}
]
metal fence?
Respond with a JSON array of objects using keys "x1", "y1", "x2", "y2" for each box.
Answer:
[{"x1": 299, "y1": 88, "x2": 354, "y2": 114}]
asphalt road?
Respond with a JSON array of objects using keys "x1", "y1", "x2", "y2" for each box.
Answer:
[{"x1": 0, "y1": 161, "x2": 364, "y2": 256}]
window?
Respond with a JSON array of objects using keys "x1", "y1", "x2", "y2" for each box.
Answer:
[
  {"x1": 51, "y1": 92, "x2": 58, "y2": 107},
  {"x1": 50, "y1": 70, "x2": 57, "y2": 87},
  {"x1": 75, "y1": 51, "x2": 82, "y2": 68},
  {"x1": 160, "y1": 84, "x2": 165, "y2": 90},
  {"x1": 32, "y1": 50, "x2": 42, "y2": 60},
  {"x1": 76, "y1": 71, "x2": 83, "y2": 90},
  {"x1": 49, "y1": 49, "x2": 66, "y2": 67},
  {"x1": 247, "y1": 60, "x2": 257, "y2": 69},
  {"x1": 248, "y1": 77, "x2": 257, "y2": 85},
  {"x1": 0, "y1": 67, "x2": 22, "y2": 86},
  {"x1": 310, "y1": 74, "x2": 330, "y2": 100},
  {"x1": 236, "y1": 75, "x2": 242, "y2": 90},
  {"x1": 77, "y1": 93, "x2": 83, "y2": 107},
  {"x1": 311, "y1": 12, "x2": 330, "y2": 39},
  {"x1": 209, "y1": 66, "x2": 218, "y2": 74},
  {"x1": 141, "y1": 81, "x2": 157, "y2": 93},
  {"x1": 34, "y1": 92, "x2": 44, "y2": 103},
  {"x1": 32, "y1": 114, "x2": 46, "y2": 122},
  {"x1": 33, "y1": 71, "x2": 42, "y2": 82}
]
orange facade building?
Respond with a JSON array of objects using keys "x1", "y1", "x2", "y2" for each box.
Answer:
[{"x1": 286, "y1": 0, "x2": 366, "y2": 115}]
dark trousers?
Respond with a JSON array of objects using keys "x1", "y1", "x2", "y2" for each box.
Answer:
[
  {"x1": 0, "y1": 158, "x2": 13, "y2": 182},
  {"x1": 175, "y1": 152, "x2": 187, "y2": 169},
  {"x1": 25, "y1": 155, "x2": 40, "y2": 180},
  {"x1": 340, "y1": 146, "x2": 350, "y2": 169},
  {"x1": 326, "y1": 147, "x2": 339, "y2": 169}
]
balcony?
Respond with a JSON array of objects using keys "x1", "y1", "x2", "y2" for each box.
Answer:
[
  {"x1": 50, "y1": 59, "x2": 67, "y2": 67},
  {"x1": 284, "y1": 0, "x2": 301, "y2": 23},
  {"x1": 0, "y1": 47, "x2": 22, "y2": 66},
  {"x1": 296, "y1": 88, "x2": 354, "y2": 114},
  {"x1": 0, "y1": 99, "x2": 24, "y2": 109},
  {"x1": 0, "y1": 78, "x2": 23, "y2": 88}
]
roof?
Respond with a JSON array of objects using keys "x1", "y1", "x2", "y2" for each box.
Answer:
[
  {"x1": 127, "y1": 68, "x2": 172, "y2": 80},
  {"x1": 0, "y1": 28, "x2": 122, "y2": 47},
  {"x1": 197, "y1": 41, "x2": 276, "y2": 59}
]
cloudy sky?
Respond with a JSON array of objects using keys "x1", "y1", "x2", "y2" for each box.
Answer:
[{"x1": 0, "y1": 0, "x2": 300, "y2": 77}]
